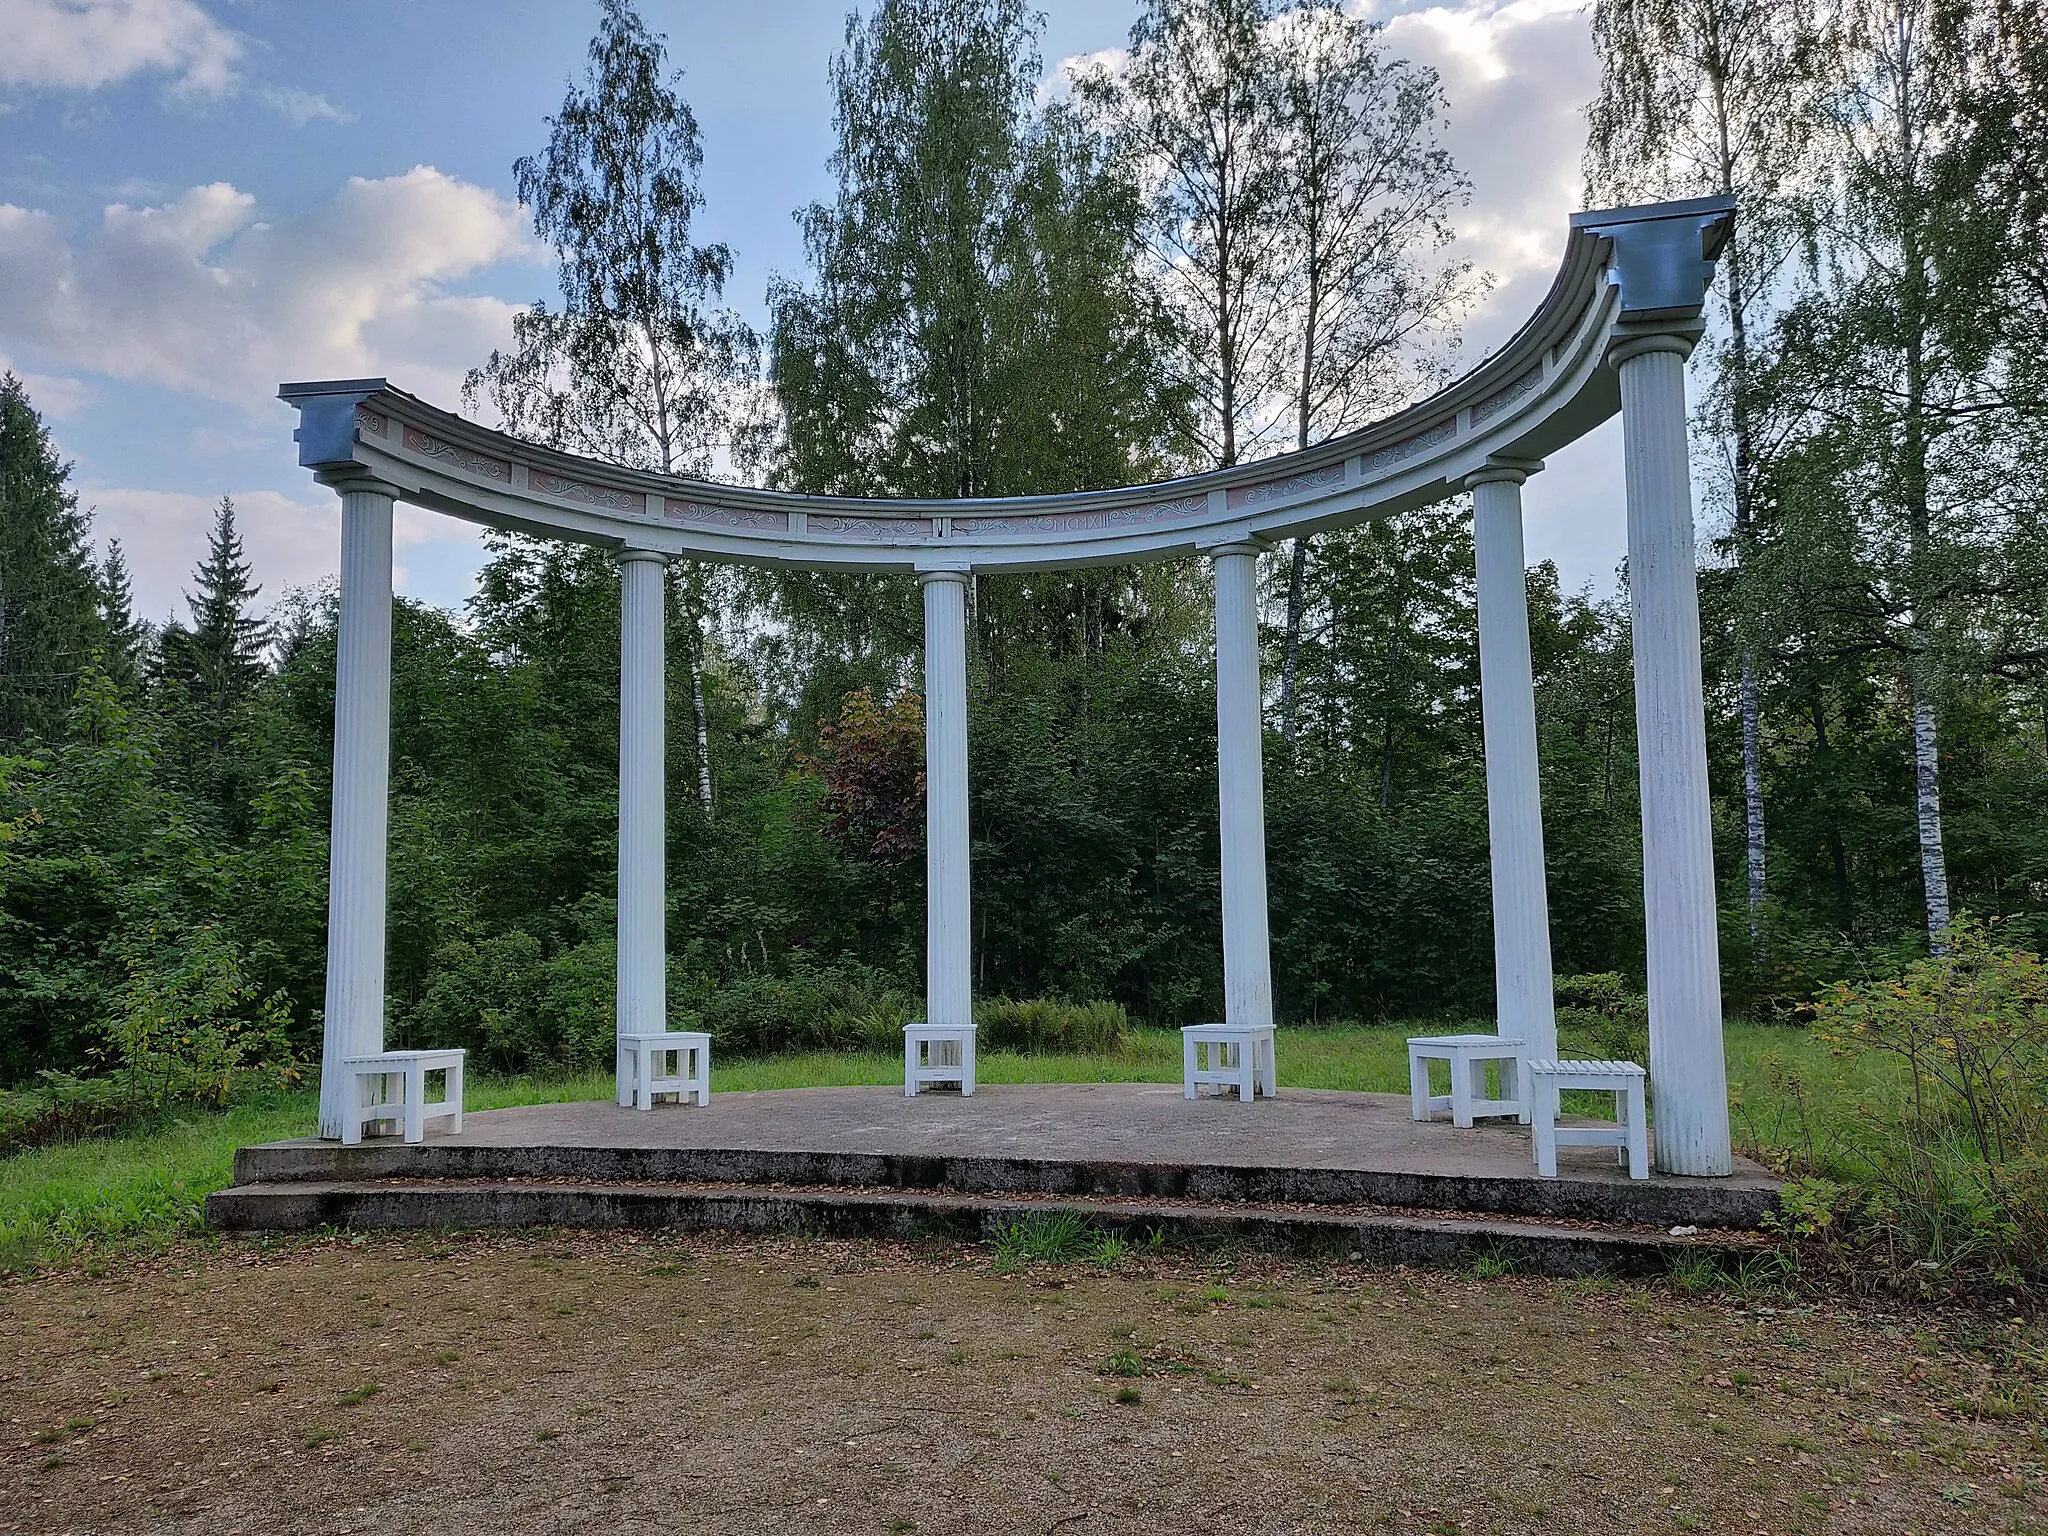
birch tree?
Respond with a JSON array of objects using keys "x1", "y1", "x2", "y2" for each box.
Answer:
[
  {"x1": 1076, "y1": 0, "x2": 1290, "y2": 470},
  {"x1": 1269, "y1": 0, "x2": 1484, "y2": 743},
  {"x1": 1585, "y1": 0, "x2": 1825, "y2": 945},
  {"x1": 466, "y1": 0, "x2": 752, "y2": 815},
  {"x1": 767, "y1": 0, "x2": 1190, "y2": 678},
  {"x1": 1767, "y1": 0, "x2": 2006, "y2": 946},
  {"x1": 770, "y1": 0, "x2": 1042, "y2": 501}
]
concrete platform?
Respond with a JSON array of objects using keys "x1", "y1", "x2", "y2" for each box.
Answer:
[{"x1": 224, "y1": 1083, "x2": 1781, "y2": 1230}]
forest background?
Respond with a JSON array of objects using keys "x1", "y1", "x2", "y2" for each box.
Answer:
[{"x1": 1, "y1": 0, "x2": 2044, "y2": 1115}]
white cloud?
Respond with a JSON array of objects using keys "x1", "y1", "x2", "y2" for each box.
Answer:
[
  {"x1": 0, "y1": 167, "x2": 540, "y2": 409},
  {"x1": 84, "y1": 485, "x2": 456, "y2": 621},
  {"x1": 259, "y1": 84, "x2": 351, "y2": 126},
  {"x1": 0, "y1": 0, "x2": 242, "y2": 97},
  {"x1": 1374, "y1": 0, "x2": 1586, "y2": 85},
  {"x1": 1368, "y1": 0, "x2": 1601, "y2": 357}
]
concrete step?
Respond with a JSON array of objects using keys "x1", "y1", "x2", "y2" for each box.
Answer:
[
  {"x1": 231, "y1": 1139, "x2": 1779, "y2": 1231},
  {"x1": 203, "y1": 1178, "x2": 1773, "y2": 1279}
]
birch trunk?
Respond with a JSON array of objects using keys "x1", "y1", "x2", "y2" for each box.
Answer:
[
  {"x1": 1911, "y1": 672, "x2": 1950, "y2": 947},
  {"x1": 690, "y1": 641, "x2": 713, "y2": 818},
  {"x1": 1278, "y1": 536, "x2": 1307, "y2": 745},
  {"x1": 1740, "y1": 648, "x2": 1765, "y2": 939}
]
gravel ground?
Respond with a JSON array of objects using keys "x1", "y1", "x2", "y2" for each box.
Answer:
[{"x1": 2, "y1": 1230, "x2": 2042, "y2": 1535}]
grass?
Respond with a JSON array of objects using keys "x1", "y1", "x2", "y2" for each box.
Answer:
[
  {"x1": 0, "y1": 1070, "x2": 609, "y2": 1275},
  {"x1": 0, "y1": 1021, "x2": 1836, "y2": 1275}
]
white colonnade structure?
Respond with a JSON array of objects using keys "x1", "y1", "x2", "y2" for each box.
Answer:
[{"x1": 285, "y1": 197, "x2": 1737, "y2": 1177}]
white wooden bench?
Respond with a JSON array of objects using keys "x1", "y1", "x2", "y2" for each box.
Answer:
[
  {"x1": 1181, "y1": 1023, "x2": 1276, "y2": 1102},
  {"x1": 616, "y1": 1031, "x2": 712, "y2": 1110},
  {"x1": 339, "y1": 1048, "x2": 464, "y2": 1145},
  {"x1": 1406, "y1": 1033, "x2": 1526, "y2": 1127},
  {"x1": 1527, "y1": 1058, "x2": 1649, "y2": 1179},
  {"x1": 904, "y1": 1023, "x2": 976, "y2": 1096}
]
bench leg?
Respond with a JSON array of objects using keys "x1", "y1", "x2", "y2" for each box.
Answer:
[
  {"x1": 905, "y1": 1038, "x2": 920, "y2": 1097},
  {"x1": 1184, "y1": 1033, "x2": 1198, "y2": 1100},
  {"x1": 693, "y1": 1044, "x2": 711, "y2": 1107},
  {"x1": 961, "y1": 1033, "x2": 975, "y2": 1097},
  {"x1": 404, "y1": 1065, "x2": 425, "y2": 1145},
  {"x1": 1408, "y1": 1053, "x2": 1431, "y2": 1121},
  {"x1": 341, "y1": 1073, "x2": 363, "y2": 1146},
  {"x1": 1237, "y1": 1041, "x2": 1254, "y2": 1103},
  {"x1": 1500, "y1": 1057, "x2": 1527, "y2": 1124},
  {"x1": 1258, "y1": 1035, "x2": 1276, "y2": 1098},
  {"x1": 1532, "y1": 1083, "x2": 1558, "y2": 1178},
  {"x1": 1624, "y1": 1081, "x2": 1649, "y2": 1180},
  {"x1": 1449, "y1": 1054, "x2": 1475, "y2": 1129},
  {"x1": 448, "y1": 1057, "x2": 464, "y2": 1134}
]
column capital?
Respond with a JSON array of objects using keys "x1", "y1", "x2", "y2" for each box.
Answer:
[
  {"x1": 1572, "y1": 195, "x2": 1734, "y2": 323},
  {"x1": 617, "y1": 547, "x2": 670, "y2": 568},
  {"x1": 318, "y1": 471, "x2": 404, "y2": 500},
  {"x1": 1203, "y1": 539, "x2": 1267, "y2": 560},
  {"x1": 1464, "y1": 458, "x2": 1544, "y2": 490},
  {"x1": 1606, "y1": 323, "x2": 1702, "y2": 370},
  {"x1": 917, "y1": 568, "x2": 971, "y2": 587}
]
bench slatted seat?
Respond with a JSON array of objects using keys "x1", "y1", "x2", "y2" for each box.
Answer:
[{"x1": 1526, "y1": 1057, "x2": 1648, "y2": 1180}]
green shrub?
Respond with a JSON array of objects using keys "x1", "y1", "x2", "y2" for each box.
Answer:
[
  {"x1": 1809, "y1": 916, "x2": 2048, "y2": 1275},
  {"x1": 400, "y1": 932, "x2": 622, "y2": 1071},
  {"x1": 1553, "y1": 973, "x2": 1650, "y2": 1067},
  {"x1": 104, "y1": 923, "x2": 296, "y2": 1108},
  {"x1": 975, "y1": 997, "x2": 1129, "y2": 1054}
]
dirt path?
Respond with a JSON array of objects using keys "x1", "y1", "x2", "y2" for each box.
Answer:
[{"x1": 2, "y1": 1232, "x2": 2041, "y2": 1535}]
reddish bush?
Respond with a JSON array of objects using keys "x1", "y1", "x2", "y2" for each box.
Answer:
[{"x1": 808, "y1": 689, "x2": 925, "y2": 862}]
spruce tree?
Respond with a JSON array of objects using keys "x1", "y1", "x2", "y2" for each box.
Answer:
[
  {"x1": 0, "y1": 373, "x2": 108, "y2": 750},
  {"x1": 98, "y1": 538, "x2": 147, "y2": 692},
  {"x1": 163, "y1": 495, "x2": 270, "y2": 713}
]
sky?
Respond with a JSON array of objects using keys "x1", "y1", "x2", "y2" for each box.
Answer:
[{"x1": 0, "y1": 0, "x2": 1633, "y2": 626}]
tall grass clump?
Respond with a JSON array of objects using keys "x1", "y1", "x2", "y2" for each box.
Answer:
[{"x1": 974, "y1": 997, "x2": 1130, "y2": 1054}]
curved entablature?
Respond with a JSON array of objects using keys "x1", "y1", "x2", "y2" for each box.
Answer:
[{"x1": 281, "y1": 195, "x2": 1733, "y2": 573}]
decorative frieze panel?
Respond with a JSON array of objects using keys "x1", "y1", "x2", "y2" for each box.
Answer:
[
  {"x1": 529, "y1": 468, "x2": 638, "y2": 510},
  {"x1": 809, "y1": 514, "x2": 934, "y2": 541},
  {"x1": 1471, "y1": 365, "x2": 1543, "y2": 424},
  {"x1": 355, "y1": 407, "x2": 388, "y2": 436},
  {"x1": 1359, "y1": 418, "x2": 1458, "y2": 476},
  {"x1": 401, "y1": 425, "x2": 510, "y2": 482},
  {"x1": 953, "y1": 495, "x2": 1207, "y2": 538},
  {"x1": 664, "y1": 499, "x2": 789, "y2": 532},
  {"x1": 1228, "y1": 463, "x2": 1344, "y2": 511}
]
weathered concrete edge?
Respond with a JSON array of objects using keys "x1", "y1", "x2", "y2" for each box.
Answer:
[
  {"x1": 230, "y1": 1143, "x2": 1779, "y2": 1229},
  {"x1": 203, "y1": 1181, "x2": 1765, "y2": 1279}
]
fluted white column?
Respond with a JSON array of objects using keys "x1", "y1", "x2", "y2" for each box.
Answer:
[
  {"x1": 1212, "y1": 544, "x2": 1274, "y2": 1029},
  {"x1": 317, "y1": 477, "x2": 397, "y2": 1139},
  {"x1": 1615, "y1": 333, "x2": 1732, "y2": 1177},
  {"x1": 615, "y1": 552, "x2": 668, "y2": 1085},
  {"x1": 921, "y1": 571, "x2": 973, "y2": 1030},
  {"x1": 1469, "y1": 466, "x2": 1556, "y2": 1062}
]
